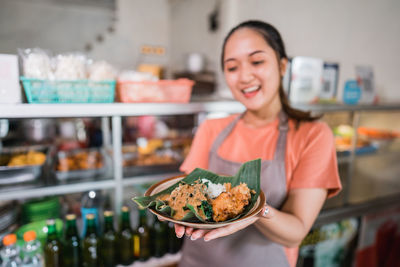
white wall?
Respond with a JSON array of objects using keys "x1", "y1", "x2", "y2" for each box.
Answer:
[
  {"x1": 91, "y1": 0, "x2": 170, "y2": 70},
  {"x1": 0, "y1": 0, "x2": 113, "y2": 54}
]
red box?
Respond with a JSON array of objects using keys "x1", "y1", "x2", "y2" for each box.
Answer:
[{"x1": 117, "y1": 78, "x2": 194, "y2": 103}]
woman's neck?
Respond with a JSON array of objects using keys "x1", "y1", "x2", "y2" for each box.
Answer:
[{"x1": 242, "y1": 100, "x2": 282, "y2": 128}]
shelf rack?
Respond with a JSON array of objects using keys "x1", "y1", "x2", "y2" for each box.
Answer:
[{"x1": 0, "y1": 101, "x2": 399, "y2": 216}]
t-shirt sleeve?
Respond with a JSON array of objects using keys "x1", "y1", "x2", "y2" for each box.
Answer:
[
  {"x1": 179, "y1": 121, "x2": 212, "y2": 174},
  {"x1": 289, "y1": 122, "x2": 342, "y2": 198}
]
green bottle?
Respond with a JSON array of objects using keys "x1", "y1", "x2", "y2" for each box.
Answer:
[
  {"x1": 63, "y1": 214, "x2": 81, "y2": 267},
  {"x1": 118, "y1": 206, "x2": 134, "y2": 265},
  {"x1": 44, "y1": 219, "x2": 62, "y2": 267},
  {"x1": 151, "y1": 215, "x2": 167, "y2": 258},
  {"x1": 100, "y1": 211, "x2": 117, "y2": 267},
  {"x1": 136, "y1": 209, "x2": 151, "y2": 261},
  {"x1": 167, "y1": 221, "x2": 183, "y2": 254},
  {"x1": 82, "y1": 214, "x2": 99, "y2": 267}
]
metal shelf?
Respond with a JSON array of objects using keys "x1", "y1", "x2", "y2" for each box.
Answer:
[
  {"x1": 0, "y1": 101, "x2": 245, "y2": 119},
  {"x1": 0, "y1": 179, "x2": 116, "y2": 201},
  {"x1": 1, "y1": 101, "x2": 400, "y2": 119},
  {"x1": 292, "y1": 103, "x2": 400, "y2": 113}
]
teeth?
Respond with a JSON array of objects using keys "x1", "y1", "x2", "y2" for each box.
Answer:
[{"x1": 243, "y1": 86, "x2": 259, "y2": 93}]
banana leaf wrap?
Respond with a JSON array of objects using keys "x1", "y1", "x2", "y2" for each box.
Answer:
[{"x1": 132, "y1": 158, "x2": 261, "y2": 223}]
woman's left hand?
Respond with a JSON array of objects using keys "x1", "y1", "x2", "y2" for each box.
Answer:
[{"x1": 176, "y1": 205, "x2": 273, "y2": 241}]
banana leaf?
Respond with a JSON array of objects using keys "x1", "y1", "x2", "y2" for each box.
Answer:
[{"x1": 132, "y1": 158, "x2": 261, "y2": 223}]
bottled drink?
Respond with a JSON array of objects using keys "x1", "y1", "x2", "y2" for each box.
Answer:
[
  {"x1": 44, "y1": 219, "x2": 62, "y2": 267},
  {"x1": 81, "y1": 190, "x2": 103, "y2": 237},
  {"x1": 63, "y1": 214, "x2": 81, "y2": 267},
  {"x1": 151, "y1": 215, "x2": 167, "y2": 258},
  {"x1": 100, "y1": 211, "x2": 117, "y2": 267},
  {"x1": 82, "y1": 214, "x2": 99, "y2": 267},
  {"x1": 117, "y1": 206, "x2": 134, "y2": 265},
  {"x1": 22, "y1": 230, "x2": 43, "y2": 267},
  {"x1": 135, "y1": 209, "x2": 151, "y2": 261},
  {"x1": 167, "y1": 221, "x2": 183, "y2": 254},
  {"x1": 0, "y1": 234, "x2": 22, "y2": 267}
]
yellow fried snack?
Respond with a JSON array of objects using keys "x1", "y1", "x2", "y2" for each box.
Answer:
[{"x1": 7, "y1": 151, "x2": 46, "y2": 167}]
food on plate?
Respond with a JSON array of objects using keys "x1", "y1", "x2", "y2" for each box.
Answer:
[
  {"x1": 7, "y1": 151, "x2": 46, "y2": 167},
  {"x1": 157, "y1": 179, "x2": 254, "y2": 222},
  {"x1": 133, "y1": 159, "x2": 261, "y2": 224},
  {"x1": 57, "y1": 151, "x2": 103, "y2": 172}
]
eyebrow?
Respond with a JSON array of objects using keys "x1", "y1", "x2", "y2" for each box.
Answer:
[{"x1": 224, "y1": 50, "x2": 267, "y2": 64}]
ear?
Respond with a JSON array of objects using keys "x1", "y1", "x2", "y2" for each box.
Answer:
[{"x1": 280, "y1": 58, "x2": 288, "y2": 77}]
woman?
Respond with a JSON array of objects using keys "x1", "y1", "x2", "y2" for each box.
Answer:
[{"x1": 175, "y1": 20, "x2": 342, "y2": 267}]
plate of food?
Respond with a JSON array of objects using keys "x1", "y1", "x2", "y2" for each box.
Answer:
[{"x1": 133, "y1": 159, "x2": 265, "y2": 229}]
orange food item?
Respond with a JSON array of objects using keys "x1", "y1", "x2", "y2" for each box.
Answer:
[{"x1": 358, "y1": 127, "x2": 399, "y2": 139}]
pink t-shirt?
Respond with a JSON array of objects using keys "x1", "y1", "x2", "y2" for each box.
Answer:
[{"x1": 180, "y1": 114, "x2": 342, "y2": 267}]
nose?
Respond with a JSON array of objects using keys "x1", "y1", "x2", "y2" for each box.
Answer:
[{"x1": 239, "y1": 64, "x2": 254, "y2": 84}]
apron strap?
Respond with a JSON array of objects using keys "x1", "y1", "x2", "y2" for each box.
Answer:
[{"x1": 273, "y1": 111, "x2": 289, "y2": 161}]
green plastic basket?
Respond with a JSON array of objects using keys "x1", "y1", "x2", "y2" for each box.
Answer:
[{"x1": 21, "y1": 76, "x2": 116, "y2": 103}]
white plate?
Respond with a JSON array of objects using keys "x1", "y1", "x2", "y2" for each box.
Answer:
[{"x1": 145, "y1": 175, "x2": 265, "y2": 229}]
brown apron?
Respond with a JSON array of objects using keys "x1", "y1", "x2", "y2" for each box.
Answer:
[{"x1": 179, "y1": 111, "x2": 290, "y2": 267}]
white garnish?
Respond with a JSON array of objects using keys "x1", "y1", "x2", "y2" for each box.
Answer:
[{"x1": 201, "y1": 178, "x2": 226, "y2": 199}]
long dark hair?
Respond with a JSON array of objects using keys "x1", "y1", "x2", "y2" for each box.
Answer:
[{"x1": 221, "y1": 20, "x2": 320, "y2": 126}]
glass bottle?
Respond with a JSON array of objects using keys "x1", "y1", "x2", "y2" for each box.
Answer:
[
  {"x1": 44, "y1": 219, "x2": 62, "y2": 267},
  {"x1": 81, "y1": 190, "x2": 103, "y2": 237},
  {"x1": 151, "y1": 215, "x2": 167, "y2": 258},
  {"x1": 117, "y1": 206, "x2": 134, "y2": 266},
  {"x1": 0, "y1": 234, "x2": 22, "y2": 267},
  {"x1": 100, "y1": 211, "x2": 117, "y2": 267},
  {"x1": 82, "y1": 214, "x2": 99, "y2": 267},
  {"x1": 136, "y1": 209, "x2": 151, "y2": 261},
  {"x1": 63, "y1": 214, "x2": 81, "y2": 267},
  {"x1": 22, "y1": 230, "x2": 43, "y2": 267},
  {"x1": 167, "y1": 221, "x2": 183, "y2": 254}
]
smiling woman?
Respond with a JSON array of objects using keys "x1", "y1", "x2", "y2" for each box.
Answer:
[{"x1": 176, "y1": 20, "x2": 342, "y2": 267}]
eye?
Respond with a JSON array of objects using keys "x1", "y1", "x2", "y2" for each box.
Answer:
[
  {"x1": 226, "y1": 66, "x2": 237, "y2": 72},
  {"x1": 252, "y1": 60, "x2": 264, "y2": 66}
]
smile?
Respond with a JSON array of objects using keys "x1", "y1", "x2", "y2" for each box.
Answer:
[{"x1": 241, "y1": 86, "x2": 261, "y2": 97}]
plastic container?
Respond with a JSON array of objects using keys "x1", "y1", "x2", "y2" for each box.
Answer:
[
  {"x1": 20, "y1": 76, "x2": 116, "y2": 103},
  {"x1": 117, "y1": 78, "x2": 194, "y2": 103}
]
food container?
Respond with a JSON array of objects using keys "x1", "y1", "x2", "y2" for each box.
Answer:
[
  {"x1": 122, "y1": 147, "x2": 183, "y2": 177},
  {"x1": 20, "y1": 76, "x2": 116, "y2": 103},
  {"x1": 117, "y1": 78, "x2": 194, "y2": 103},
  {"x1": 0, "y1": 145, "x2": 50, "y2": 188},
  {"x1": 54, "y1": 148, "x2": 109, "y2": 181}
]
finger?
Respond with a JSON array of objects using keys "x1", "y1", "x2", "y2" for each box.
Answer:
[
  {"x1": 157, "y1": 216, "x2": 165, "y2": 222},
  {"x1": 190, "y1": 229, "x2": 208, "y2": 240},
  {"x1": 174, "y1": 224, "x2": 185, "y2": 238},
  {"x1": 185, "y1": 226, "x2": 194, "y2": 236}
]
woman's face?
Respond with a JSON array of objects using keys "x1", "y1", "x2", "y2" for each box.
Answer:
[{"x1": 223, "y1": 28, "x2": 286, "y2": 112}]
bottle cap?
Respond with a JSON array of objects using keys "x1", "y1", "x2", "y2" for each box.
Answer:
[
  {"x1": 66, "y1": 214, "x2": 76, "y2": 220},
  {"x1": 23, "y1": 230, "x2": 37, "y2": 242},
  {"x1": 104, "y1": 210, "x2": 114, "y2": 217},
  {"x1": 3, "y1": 234, "x2": 17, "y2": 246},
  {"x1": 121, "y1": 206, "x2": 129, "y2": 212},
  {"x1": 46, "y1": 219, "x2": 55, "y2": 225},
  {"x1": 86, "y1": 213, "x2": 95, "y2": 220}
]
